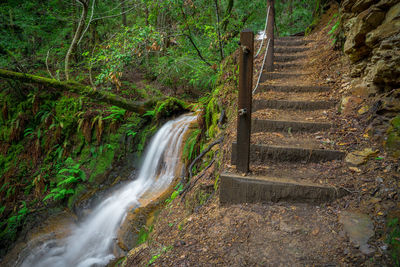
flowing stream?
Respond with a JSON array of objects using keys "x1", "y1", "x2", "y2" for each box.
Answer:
[{"x1": 17, "y1": 114, "x2": 196, "y2": 267}]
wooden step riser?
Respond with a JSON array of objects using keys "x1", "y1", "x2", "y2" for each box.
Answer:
[
  {"x1": 231, "y1": 143, "x2": 344, "y2": 164},
  {"x1": 259, "y1": 85, "x2": 330, "y2": 93},
  {"x1": 253, "y1": 100, "x2": 335, "y2": 111},
  {"x1": 274, "y1": 63, "x2": 302, "y2": 70},
  {"x1": 275, "y1": 55, "x2": 306, "y2": 62},
  {"x1": 275, "y1": 47, "x2": 309, "y2": 53},
  {"x1": 260, "y1": 72, "x2": 305, "y2": 81},
  {"x1": 220, "y1": 173, "x2": 347, "y2": 204},
  {"x1": 252, "y1": 119, "x2": 331, "y2": 133},
  {"x1": 275, "y1": 40, "x2": 312, "y2": 46}
]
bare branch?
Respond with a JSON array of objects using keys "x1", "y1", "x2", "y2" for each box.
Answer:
[{"x1": 45, "y1": 49, "x2": 56, "y2": 80}]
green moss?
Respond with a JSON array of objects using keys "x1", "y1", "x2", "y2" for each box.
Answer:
[
  {"x1": 154, "y1": 97, "x2": 189, "y2": 121},
  {"x1": 67, "y1": 184, "x2": 87, "y2": 210},
  {"x1": 55, "y1": 96, "x2": 81, "y2": 136},
  {"x1": 88, "y1": 146, "x2": 116, "y2": 183},
  {"x1": 385, "y1": 116, "x2": 400, "y2": 158}
]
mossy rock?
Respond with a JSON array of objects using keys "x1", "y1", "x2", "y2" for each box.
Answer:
[
  {"x1": 154, "y1": 97, "x2": 189, "y2": 120},
  {"x1": 385, "y1": 116, "x2": 400, "y2": 158}
]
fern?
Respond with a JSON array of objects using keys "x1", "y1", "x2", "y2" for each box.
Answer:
[{"x1": 43, "y1": 157, "x2": 86, "y2": 202}]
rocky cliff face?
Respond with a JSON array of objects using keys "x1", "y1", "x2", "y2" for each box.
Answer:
[
  {"x1": 340, "y1": 0, "x2": 400, "y2": 156},
  {"x1": 341, "y1": 0, "x2": 400, "y2": 90}
]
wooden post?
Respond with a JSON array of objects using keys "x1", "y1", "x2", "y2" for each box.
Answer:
[
  {"x1": 237, "y1": 29, "x2": 254, "y2": 173},
  {"x1": 266, "y1": 0, "x2": 275, "y2": 72}
]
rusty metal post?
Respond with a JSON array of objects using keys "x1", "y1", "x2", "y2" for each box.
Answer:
[
  {"x1": 237, "y1": 29, "x2": 254, "y2": 173},
  {"x1": 266, "y1": 0, "x2": 275, "y2": 71}
]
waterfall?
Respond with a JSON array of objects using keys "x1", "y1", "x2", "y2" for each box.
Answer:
[{"x1": 17, "y1": 114, "x2": 196, "y2": 267}]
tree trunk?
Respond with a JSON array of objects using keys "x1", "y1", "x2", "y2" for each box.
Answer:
[
  {"x1": 121, "y1": 0, "x2": 127, "y2": 26},
  {"x1": 65, "y1": 0, "x2": 88, "y2": 80},
  {"x1": 222, "y1": 0, "x2": 234, "y2": 31},
  {"x1": 214, "y1": 0, "x2": 224, "y2": 60},
  {"x1": 0, "y1": 69, "x2": 150, "y2": 114}
]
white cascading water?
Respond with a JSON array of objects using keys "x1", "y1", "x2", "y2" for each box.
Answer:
[{"x1": 18, "y1": 114, "x2": 196, "y2": 267}]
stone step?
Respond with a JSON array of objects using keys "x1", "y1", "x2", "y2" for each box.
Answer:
[
  {"x1": 275, "y1": 46, "x2": 309, "y2": 53},
  {"x1": 231, "y1": 143, "x2": 344, "y2": 164},
  {"x1": 220, "y1": 173, "x2": 347, "y2": 204},
  {"x1": 260, "y1": 72, "x2": 306, "y2": 81},
  {"x1": 252, "y1": 119, "x2": 331, "y2": 133},
  {"x1": 253, "y1": 99, "x2": 335, "y2": 111},
  {"x1": 275, "y1": 54, "x2": 307, "y2": 62},
  {"x1": 275, "y1": 39, "x2": 312, "y2": 46},
  {"x1": 259, "y1": 84, "x2": 330, "y2": 93}
]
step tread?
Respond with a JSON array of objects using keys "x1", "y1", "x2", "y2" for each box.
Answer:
[
  {"x1": 252, "y1": 108, "x2": 330, "y2": 122},
  {"x1": 254, "y1": 91, "x2": 333, "y2": 102},
  {"x1": 259, "y1": 84, "x2": 330, "y2": 93},
  {"x1": 231, "y1": 142, "x2": 345, "y2": 164},
  {"x1": 250, "y1": 133, "x2": 337, "y2": 150},
  {"x1": 275, "y1": 46, "x2": 310, "y2": 53},
  {"x1": 228, "y1": 160, "x2": 348, "y2": 183},
  {"x1": 253, "y1": 99, "x2": 335, "y2": 111}
]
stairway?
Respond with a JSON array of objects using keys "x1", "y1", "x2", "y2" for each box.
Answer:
[{"x1": 221, "y1": 36, "x2": 347, "y2": 204}]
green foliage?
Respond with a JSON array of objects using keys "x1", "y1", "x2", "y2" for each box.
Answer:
[
  {"x1": 327, "y1": 14, "x2": 340, "y2": 45},
  {"x1": 103, "y1": 106, "x2": 126, "y2": 122},
  {"x1": 151, "y1": 97, "x2": 189, "y2": 121},
  {"x1": 43, "y1": 157, "x2": 86, "y2": 202},
  {"x1": 165, "y1": 183, "x2": 184, "y2": 204},
  {"x1": 183, "y1": 129, "x2": 202, "y2": 163},
  {"x1": 275, "y1": 0, "x2": 315, "y2": 36},
  {"x1": 147, "y1": 246, "x2": 172, "y2": 266},
  {"x1": 137, "y1": 225, "x2": 154, "y2": 245},
  {"x1": 0, "y1": 201, "x2": 29, "y2": 246},
  {"x1": 386, "y1": 218, "x2": 400, "y2": 266}
]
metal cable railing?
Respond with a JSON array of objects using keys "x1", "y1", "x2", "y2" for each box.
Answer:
[
  {"x1": 252, "y1": 5, "x2": 272, "y2": 94},
  {"x1": 255, "y1": 5, "x2": 271, "y2": 58},
  {"x1": 253, "y1": 38, "x2": 270, "y2": 94}
]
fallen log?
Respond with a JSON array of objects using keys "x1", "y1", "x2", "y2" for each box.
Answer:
[{"x1": 0, "y1": 69, "x2": 150, "y2": 114}]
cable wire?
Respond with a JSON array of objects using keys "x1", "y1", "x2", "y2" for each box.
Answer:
[
  {"x1": 253, "y1": 38, "x2": 270, "y2": 94},
  {"x1": 255, "y1": 6, "x2": 270, "y2": 58}
]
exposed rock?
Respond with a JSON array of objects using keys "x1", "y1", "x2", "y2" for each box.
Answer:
[
  {"x1": 339, "y1": 211, "x2": 375, "y2": 255},
  {"x1": 344, "y1": 6, "x2": 386, "y2": 62},
  {"x1": 351, "y1": 0, "x2": 376, "y2": 13},
  {"x1": 350, "y1": 61, "x2": 367, "y2": 78},
  {"x1": 345, "y1": 148, "x2": 379, "y2": 166},
  {"x1": 340, "y1": 96, "x2": 363, "y2": 114},
  {"x1": 367, "y1": 34, "x2": 400, "y2": 87},
  {"x1": 350, "y1": 80, "x2": 377, "y2": 97}
]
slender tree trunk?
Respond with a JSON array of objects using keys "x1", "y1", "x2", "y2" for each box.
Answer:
[
  {"x1": 65, "y1": 0, "x2": 88, "y2": 80},
  {"x1": 214, "y1": 0, "x2": 224, "y2": 60},
  {"x1": 222, "y1": 0, "x2": 234, "y2": 31},
  {"x1": 121, "y1": 0, "x2": 127, "y2": 26}
]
